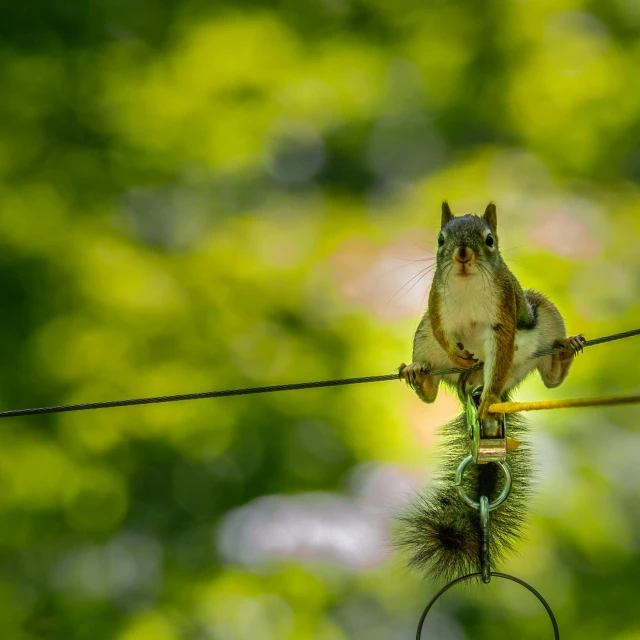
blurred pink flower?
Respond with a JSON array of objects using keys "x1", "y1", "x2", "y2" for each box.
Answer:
[
  {"x1": 330, "y1": 234, "x2": 435, "y2": 321},
  {"x1": 529, "y1": 209, "x2": 600, "y2": 259}
]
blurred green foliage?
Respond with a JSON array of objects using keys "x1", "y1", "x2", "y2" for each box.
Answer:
[{"x1": 1, "y1": 0, "x2": 640, "y2": 638}]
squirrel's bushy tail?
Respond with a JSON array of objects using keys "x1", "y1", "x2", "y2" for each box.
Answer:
[{"x1": 395, "y1": 410, "x2": 533, "y2": 581}]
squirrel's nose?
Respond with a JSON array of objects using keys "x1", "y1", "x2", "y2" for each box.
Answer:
[{"x1": 453, "y1": 245, "x2": 474, "y2": 264}]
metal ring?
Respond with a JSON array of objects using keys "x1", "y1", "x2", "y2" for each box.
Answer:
[
  {"x1": 454, "y1": 454, "x2": 512, "y2": 511},
  {"x1": 415, "y1": 572, "x2": 560, "y2": 640}
]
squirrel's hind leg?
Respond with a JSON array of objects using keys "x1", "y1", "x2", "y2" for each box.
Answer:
[
  {"x1": 403, "y1": 311, "x2": 451, "y2": 403},
  {"x1": 523, "y1": 290, "x2": 585, "y2": 389}
]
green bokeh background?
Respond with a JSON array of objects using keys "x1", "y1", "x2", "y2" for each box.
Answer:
[{"x1": 1, "y1": 1, "x2": 640, "y2": 638}]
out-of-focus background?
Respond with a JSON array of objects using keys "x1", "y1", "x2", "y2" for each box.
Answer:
[{"x1": 1, "y1": 1, "x2": 640, "y2": 638}]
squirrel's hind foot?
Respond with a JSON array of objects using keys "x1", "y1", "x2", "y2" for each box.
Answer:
[
  {"x1": 553, "y1": 334, "x2": 586, "y2": 361},
  {"x1": 399, "y1": 363, "x2": 439, "y2": 403},
  {"x1": 399, "y1": 362, "x2": 424, "y2": 388}
]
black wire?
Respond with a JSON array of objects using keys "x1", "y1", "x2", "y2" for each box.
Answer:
[
  {"x1": 580, "y1": 327, "x2": 640, "y2": 347},
  {"x1": 415, "y1": 572, "x2": 559, "y2": 639},
  {"x1": 0, "y1": 328, "x2": 637, "y2": 420},
  {"x1": 536, "y1": 327, "x2": 640, "y2": 356},
  {"x1": 0, "y1": 374, "x2": 399, "y2": 419}
]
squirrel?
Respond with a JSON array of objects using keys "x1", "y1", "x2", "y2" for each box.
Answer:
[{"x1": 395, "y1": 201, "x2": 585, "y2": 580}]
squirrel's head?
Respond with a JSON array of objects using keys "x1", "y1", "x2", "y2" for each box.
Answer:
[{"x1": 436, "y1": 201, "x2": 500, "y2": 277}]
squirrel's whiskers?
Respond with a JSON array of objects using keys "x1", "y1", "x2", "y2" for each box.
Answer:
[{"x1": 385, "y1": 263, "x2": 438, "y2": 309}]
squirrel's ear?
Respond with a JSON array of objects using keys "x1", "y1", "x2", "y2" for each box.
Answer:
[
  {"x1": 483, "y1": 202, "x2": 497, "y2": 229},
  {"x1": 441, "y1": 201, "x2": 454, "y2": 226}
]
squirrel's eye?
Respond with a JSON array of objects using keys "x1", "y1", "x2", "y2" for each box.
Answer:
[
  {"x1": 485, "y1": 233, "x2": 494, "y2": 247},
  {"x1": 438, "y1": 233, "x2": 445, "y2": 247}
]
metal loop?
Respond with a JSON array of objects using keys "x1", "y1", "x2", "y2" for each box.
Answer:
[
  {"x1": 415, "y1": 572, "x2": 560, "y2": 640},
  {"x1": 454, "y1": 455, "x2": 512, "y2": 511}
]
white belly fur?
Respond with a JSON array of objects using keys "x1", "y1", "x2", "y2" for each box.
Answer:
[
  {"x1": 439, "y1": 274, "x2": 542, "y2": 390},
  {"x1": 439, "y1": 274, "x2": 497, "y2": 362}
]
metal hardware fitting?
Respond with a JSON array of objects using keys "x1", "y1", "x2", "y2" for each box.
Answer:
[
  {"x1": 454, "y1": 454, "x2": 513, "y2": 511},
  {"x1": 465, "y1": 385, "x2": 507, "y2": 463},
  {"x1": 415, "y1": 572, "x2": 560, "y2": 639}
]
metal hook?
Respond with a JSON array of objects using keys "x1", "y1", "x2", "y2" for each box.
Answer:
[
  {"x1": 415, "y1": 572, "x2": 560, "y2": 640},
  {"x1": 479, "y1": 495, "x2": 491, "y2": 584}
]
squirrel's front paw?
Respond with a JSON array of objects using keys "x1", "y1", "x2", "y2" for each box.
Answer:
[
  {"x1": 451, "y1": 349, "x2": 478, "y2": 369},
  {"x1": 478, "y1": 393, "x2": 501, "y2": 419},
  {"x1": 554, "y1": 334, "x2": 586, "y2": 361}
]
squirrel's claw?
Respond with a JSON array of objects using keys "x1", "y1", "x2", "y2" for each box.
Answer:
[
  {"x1": 554, "y1": 334, "x2": 586, "y2": 360},
  {"x1": 569, "y1": 334, "x2": 586, "y2": 355},
  {"x1": 399, "y1": 362, "x2": 427, "y2": 389}
]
